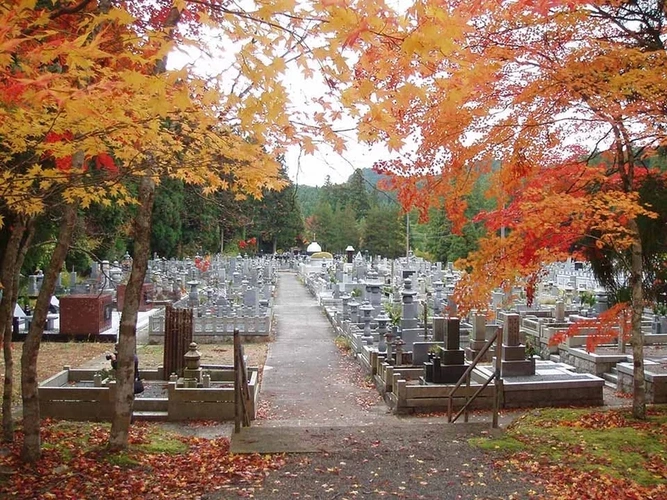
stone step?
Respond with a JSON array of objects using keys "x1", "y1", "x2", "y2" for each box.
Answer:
[
  {"x1": 133, "y1": 411, "x2": 169, "y2": 422},
  {"x1": 602, "y1": 372, "x2": 618, "y2": 386},
  {"x1": 603, "y1": 380, "x2": 618, "y2": 390},
  {"x1": 611, "y1": 366, "x2": 618, "y2": 375},
  {"x1": 549, "y1": 354, "x2": 561, "y2": 363}
]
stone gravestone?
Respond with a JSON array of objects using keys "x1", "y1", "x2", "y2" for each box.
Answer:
[
  {"x1": 400, "y1": 278, "x2": 419, "y2": 330},
  {"x1": 466, "y1": 313, "x2": 492, "y2": 362},
  {"x1": 499, "y1": 313, "x2": 535, "y2": 377},
  {"x1": 433, "y1": 317, "x2": 445, "y2": 342},
  {"x1": 430, "y1": 317, "x2": 467, "y2": 383},
  {"x1": 555, "y1": 300, "x2": 565, "y2": 323}
]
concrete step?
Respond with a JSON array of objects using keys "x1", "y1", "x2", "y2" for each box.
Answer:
[
  {"x1": 602, "y1": 372, "x2": 618, "y2": 390},
  {"x1": 603, "y1": 380, "x2": 617, "y2": 390},
  {"x1": 133, "y1": 411, "x2": 168, "y2": 422},
  {"x1": 549, "y1": 354, "x2": 561, "y2": 363},
  {"x1": 611, "y1": 366, "x2": 618, "y2": 375}
]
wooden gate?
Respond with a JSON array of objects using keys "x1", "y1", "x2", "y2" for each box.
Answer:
[
  {"x1": 163, "y1": 305, "x2": 193, "y2": 380},
  {"x1": 234, "y1": 329, "x2": 251, "y2": 432}
]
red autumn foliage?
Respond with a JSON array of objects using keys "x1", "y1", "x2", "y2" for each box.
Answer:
[
  {"x1": 549, "y1": 302, "x2": 631, "y2": 352},
  {"x1": 194, "y1": 255, "x2": 210, "y2": 272}
]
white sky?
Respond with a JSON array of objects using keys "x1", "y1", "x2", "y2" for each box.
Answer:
[
  {"x1": 285, "y1": 134, "x2": 395, "y2": 187},
  {"x1": 166, "y1": 14, "x2": 399, "y2": 189}
]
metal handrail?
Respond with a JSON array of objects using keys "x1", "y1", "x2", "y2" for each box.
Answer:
[{"x1": 447, "y1": 327, "x2": 503, "y2": 426}]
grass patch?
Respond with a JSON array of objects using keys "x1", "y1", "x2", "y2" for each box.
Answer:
[
  {"x1": 469, "y1": 434, "x2": 525, "y2": 453},
  {"x1": 105, "y1": 452, "x2": 140, "y2": 467},
  {"x1": 472, "y1": 405, "x2": 667, "y2": 496},
  {"x1": 334, "y1": 335, "x2": 352, "y2": 353},
  {"x1": 137, "y1": 428, "x2": 188, "y2": 454},
  {"x1": 44, "y1": 420, "x2": 187, "y2": 458}
]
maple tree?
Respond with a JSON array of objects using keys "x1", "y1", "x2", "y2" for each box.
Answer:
[
  {"x1": 340, "y1": 0, "x2": 667, "y2": 419},
  {"x1": 1, "y1": 0, "x2": 398, "y2": 461}
]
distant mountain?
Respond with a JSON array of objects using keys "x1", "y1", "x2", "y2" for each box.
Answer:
[
  {"x1": 356, "y1": 168, "x2": 398, "y2": 205},
  {"x1": 295, "y1": 168, "x2": 398, "y2": 218},
  {"x1": 293, "y1": 184, "x2": 321, "y2": 217}
]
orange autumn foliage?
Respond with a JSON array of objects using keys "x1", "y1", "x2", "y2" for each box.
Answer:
[{"x1": 341, "y1": 1, "x2": 664, "y2": 319}]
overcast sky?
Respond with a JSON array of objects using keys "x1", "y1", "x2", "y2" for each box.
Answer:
[
  {"x1": 284, "y1": 139, "x2": 395, "y2": 187},
  {"x1": 167, "y1": 18, "x2": 399, "y2": 189}
]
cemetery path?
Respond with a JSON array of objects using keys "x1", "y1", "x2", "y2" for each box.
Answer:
[
  {"x1": 225, "y1": 272, "x2": 543, "y2": 499},
  {"x1": 249, "y1": 271, "x2": 393, "y2": 429}
]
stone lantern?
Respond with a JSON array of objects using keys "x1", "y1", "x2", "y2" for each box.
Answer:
[
  {"x1": 341, "y1": 294, "x2": 351, "y2": 321},
  {"x1": 376, "y1": 311, "x2": 389, "y2": 353},
  {"x1": 360, "y1": 301, "x2": 374, "y2": 345},
  {"x1": 187, "y1": 280, "x2": 200, "y2": 308},
  {"x1": 349, "y1": 299, "x2": 360, "y2": 324},
  {"x1": 183, "y1": 342, "x2": 202, "y2": 383}
]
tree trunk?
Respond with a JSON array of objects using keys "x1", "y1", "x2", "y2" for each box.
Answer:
[
  {"x1": 108, "y1": 176, "x2": 155, "y2": 451},
  {"x1": 0, "y1": 220, "x2": 24, "y2": 443},
  {"x1": 0, "y1": 217, "x2": 34, "y2": 442},
  {"x1": 21, "y1": 205, "x2": 78, "y2": 462},
  {"x1": 628, "y1": 218, "x2": 646, "y2": 419},
  {"x1": 108, "y1": 5, "x2": 179, "y2": 451}
]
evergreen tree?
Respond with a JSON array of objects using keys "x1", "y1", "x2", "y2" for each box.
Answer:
[
  {"x1": 310, "y1": 200, "x2": 337, "y2": 251},
  {"x1": 253, "y1": 167, "x2": 305, "y2": 253},
  {"x1": 362, "y1": 204, "x2": 405, "y2": 258},
  {"x1": 330, "y1": 205, "x2": 360, "y2": 254},
  {"x1": 180, "y1": 185, "x2": 222, "y2": 256},
  {"x1": 151, "y1": 179, "x2": 185, "y2": 258},
  {"x1": 346, "y1": 169, "x2": 371, "y2": 220}
]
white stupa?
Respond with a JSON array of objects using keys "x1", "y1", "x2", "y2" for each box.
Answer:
[{"x1": 306, "y1": 242, "x2": 322, "y2": 255}]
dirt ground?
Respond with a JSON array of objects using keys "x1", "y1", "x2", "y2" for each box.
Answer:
[{"x1": 206, "y1": 422, "x2": 544, "y2": 500}]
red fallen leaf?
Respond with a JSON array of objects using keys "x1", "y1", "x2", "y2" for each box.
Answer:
[{"x1": 0, "y1": 421, "x2": 286, "y2": 499}]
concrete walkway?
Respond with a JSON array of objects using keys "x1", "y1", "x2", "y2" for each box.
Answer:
[{"x1": 254, "y1": 272, "x2": 393, "y2": 427}]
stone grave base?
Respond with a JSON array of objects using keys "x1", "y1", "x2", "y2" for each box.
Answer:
[
  {"x1": 475, "y1": 360, "x2": 604, "y2": 408},
  {"x1": 557, "y1": 346, "x2": 629, "y2": 376},
  {"x1": 386, "y1": 378, "x2": 496, "y2": 415},
  {"x1": 38, "y1": 365, "x2": 259, "y2": 422}
]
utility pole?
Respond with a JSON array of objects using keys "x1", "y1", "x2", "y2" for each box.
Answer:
[{"x1": 406, "y1": 212, "x2": 410, "y2": 260}]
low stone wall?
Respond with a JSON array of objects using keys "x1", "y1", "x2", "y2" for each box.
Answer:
[
  {"x1": 39, "y1": 366, "x2": 258, "y2": 421},
  {"x1": 558, "y1": 346, "x2": 628, "y2": 376},
  {"x1": 502, "y1": 378, "x2": 604, "y2": 408},
  {"x1": 617, "y1": 361, "x2": 667, "y2": 403},
  {"x1": 389, "y1": 379, "x2": 495, "y2": 414}
]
